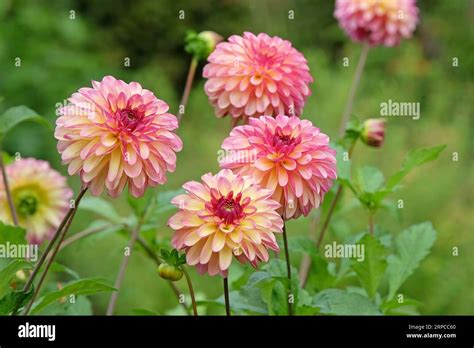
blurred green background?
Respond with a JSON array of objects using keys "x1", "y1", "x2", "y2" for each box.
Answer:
[{"x1": 0, "y1": 0, "x2": 472, "y2": 315}]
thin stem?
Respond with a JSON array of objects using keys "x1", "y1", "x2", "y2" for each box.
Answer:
[
  {"x1": 55, "y1": 223, "x2": 116, "y2": 254},
  {"x1": 223, "y1": 277, "x2": 230, "y2": 316},
  {"x1": 282, "y1": 222, "x2": 293, "y2": 316},
  {"x1": 338, "y1": 42, "x2": 370, "y2": 137},
  {"x1": 21, "y1": 187, "x2": 87, "y2": 294},
  {"x1": 183, "y1": 268, "x2": 198, "y2": 316},
  {"x1": 106, "y1": 222, "x2": 143, "y2": 316},
  {"x1": 300, "y1": 142, "x2": 357, "y2": 288},
  {"x1": 135, "y1": 236, "x2": 191, "y2": 315},
  {"x1": 177, "y1": 57, "x2": 198, "y2": 122},
  {"x1": 0, "y1": 146, "x2": 18, "y2": 225},
  {"x1": 22, "y1": 187, "x2": 88, "y2": 315},
  {"x1": 369, "y1": 212, "x2": 374, "y2": 235}
]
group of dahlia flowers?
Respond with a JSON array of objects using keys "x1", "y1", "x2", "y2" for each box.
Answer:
[{"x1": 1, "y1": 0, "x2": 418, "y2": 304}]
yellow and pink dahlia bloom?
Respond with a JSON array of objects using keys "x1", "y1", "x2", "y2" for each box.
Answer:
[
  {"x1": 220, "y1": 115, "x2": 337, "y2": 220},
  {"x1": 0, "y1": 158, "x2": 72, "y2": 244},
  {"x1": 334, "y1": 0, "x2": 419, "y2": 47},
  {"x1": 55, "y1": 76, "x2": 182, "y2": 197},
  {"x1": 168, "y1": 169, "x2": 283, "y2": 277},
  {"x1": 203, "y1": 32, "x2": 313, "y2": 122}
]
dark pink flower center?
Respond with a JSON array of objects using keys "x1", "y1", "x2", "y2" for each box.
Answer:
[
  {"x1": 116, "y1": 107, "x2": 145, "y2": 132},
  {"x1": 208, "y1": 190, "x2": 250, "y2": 225},
  {"x1": 270, "y1": 127, "x2": 300, "y2": 155}
]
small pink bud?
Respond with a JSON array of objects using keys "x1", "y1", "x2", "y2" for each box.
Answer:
[{"x1": 362, "y1": 119, "x2": 386, "y2": 148}]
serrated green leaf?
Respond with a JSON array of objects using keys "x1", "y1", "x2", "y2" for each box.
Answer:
[
  {"x1": 79, "y1": 197, "x2": 122, "y2": 222},
  {"x1": 350, "y1": 234, "x2": 388, "y2": 299},
  {"x1": 314, "y1": 289, "x2": 381, "y2": 315},
  {"x1": 31, "y1": 278, "x2": 116, "y2": 315},
  {"x1": 0, "y1": 106, "x2": 50, "y2": 140},
  {"x1": 0, "y1": 288, "x2": 33, "y2": 315},
  {"x1": 0, "y1": 260, "x2": 32, "y2": 298},
  {"x1": 0, "y1": 221, "x2": 27, "y2": 245},
  {"x1": 386, "y1": 145, "x2": 446, "y2": 190},
  {"x1": 260, "y1": 279, "x2": 287, "y2": 315},
  {"x1": 387, "y1": 222, "x2": 437, "y2": 300}
]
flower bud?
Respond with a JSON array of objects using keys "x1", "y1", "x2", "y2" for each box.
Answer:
[
  {"x1": 158, "y1": 263, "x2": 183, "y2": 281},
  {"x1": 361, "y1": 119, "x2": 386, "y2": 148},
  {"x1": 185, "y1": 30, "x2": 223, "y2": 61}
]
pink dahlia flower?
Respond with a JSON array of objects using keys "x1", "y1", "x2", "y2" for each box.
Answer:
[
  {"x1": 334, "y1": 0, "x2": 419, "y2": 47},
  {"x1": 55, "y1": 76, "x2": 183, "y2": 197},
  {"x1": 168, "y1": 169, "x2": 283, "y2": 277},
  {"x1": 0, "y1": 158, "x2": 72, "y2": 244},
  {"x1": 220, "y1": 115, "x2": 337, "y2": 220},
  {"x1": 203, "y1": 32, "x2": 313, "y2": 122}
]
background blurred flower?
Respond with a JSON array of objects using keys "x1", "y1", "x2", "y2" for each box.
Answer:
[
  {"x1": 0, "y1": 158, "x2": 72, "y2": 244},
  {"x1": 169, "y1": 169, "x2": 283, "y2": 277},
  {"x1": 220, "y1": 115, "x2": 337, "y2": 219},
  {"x1": 361, "y1": 118, "x2": 386, "y2": 147},
  {"x1": 55, "y1": 76, "x2": 183, "y2": 197},
  {"x1": 334, "y1": 0, "x2": 419, "y2": 47},
  {"x1": 203, "y1": 32, "x2": 313, "y2": 122}
]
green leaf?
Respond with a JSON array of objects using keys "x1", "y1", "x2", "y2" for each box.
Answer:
[
  {"x1": 132, "y1": 308, "x2": 159, "y2": 316},
  {"x1": 350, "y1": 234, "x2": 388, "y2": 299},
  {"x1": 0, "y1": 288, "x2": 33, "y2": 315},
  {"x1": 155, "y1": 188, "x2": 185, "y2": 214},
  {"x1": 386, "y1": 145, "x2": 446, "y2": 190},
  {"x1": 355, "y1": 166, "x2": 385, "y2": 193},
  {"x1": 79, "y1": 197, "x2": 122, "y2": 222},
  {"x1": 314, "y1": 289, "x2": 381, "y2": 315},
  {"x1": 0, "y1": 260, "x2": 32, "y2": 298},
  {"x1": 259, "y1": 279, "x2": 288, "y2": 315},
  {"x1": 31, "y1": 278, "x2": 116, "y2": 315},
  {"x1": 2, "y1": 151, "x2": 13, "y2": 165},
  {"x1": 386, "y1": 222, "x2": 437, "y2": 300},
  {"x1": 381, "y1": 297, "x2": 423, "y2": 316},
  {"x1": 333, "y1": 144, "x2": 351, "y2": 181},
  {"x1": 0, "y1": 106, "x2": 50, "y2": 140},
  {"x1": 0, "y1": 221, "x2": 27, "y2": 245}
]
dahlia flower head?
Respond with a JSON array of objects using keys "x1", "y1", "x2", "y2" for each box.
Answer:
[
  {"x1": 220, "y1": 115, "x2": 337, "y2": 220},
  {"x1": 203, "y1": 32, "x2": 313, "y2": 121},
  {"x1": 168, "y1": 169, "x2": 283, "y2": 277},
  {"x1": 0, "y1": 158, "x2": 72, "y2": 244},
  {"x1": 334, "y1": 0, "x2": 419, "y2": 47},
  {"x1": 55, "y1": 76, "x2": 182, "y2": 197}
]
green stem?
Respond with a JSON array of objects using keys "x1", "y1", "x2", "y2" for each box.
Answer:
[
  {"x1": 135, "y1": 235, "x2": 191, "y2": 315},
  {"x1": 223, "y1": 277, "x2": 230, "y2": 316},
  {"x1": 106, "y1": 220, "x2": 144, "y2": 316},
  {"x1": 338, "y1": 42, "x2": 370, "y2": 137},
  {"x1": 183, "y1": 268, "x2": 198, "y2": 316},
  {"x1": 282, "y1": 222, "x2": 293, "y2": 316},
  {"x1": 178, "y1": 57, "x2": 198, "y2": 122},
  {"x1": 22, "y1": 186, "x2": 88, "y2": 315},
  {"x1": 0, "y1": 145, "x2": 18, "y2": 225}
]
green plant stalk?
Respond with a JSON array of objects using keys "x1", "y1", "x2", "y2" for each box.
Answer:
[
  {"x1": 178, "y1": 56, "x2": 198, "y2": 122},
  {"x1": 300, "y1": 141, "x2": 357, "y2": 288},
  {"x1": 183, "y1": 268, "x2": 198, "y2": 316},
  {"x1": 0, "y1": 145, "x2": 18, "y2": 225},
  {"x1": 338, "y1": 42, "x2": 370, "y2": 137},
  {"x1": 22, "y1": 186, "x2": 88, "y2": 315},
  {"x1": 223, "y1": 276, "x2": 230, "y2": 316},
  {"x1": 135, "y1": 235, "x2": 191, "y2": 315},
  {"x1": 369, "y1": 211, "x2": 375, "y2": 235},
  {"x1": 106, "y1": 217, "x2": 145, "y2": 316},
  {"x1": 18, "y1": 187, "x2": 87, "y2": 314},
  {"x1": 282, "y1": 222, "x2": 293, "y2": 316}
]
